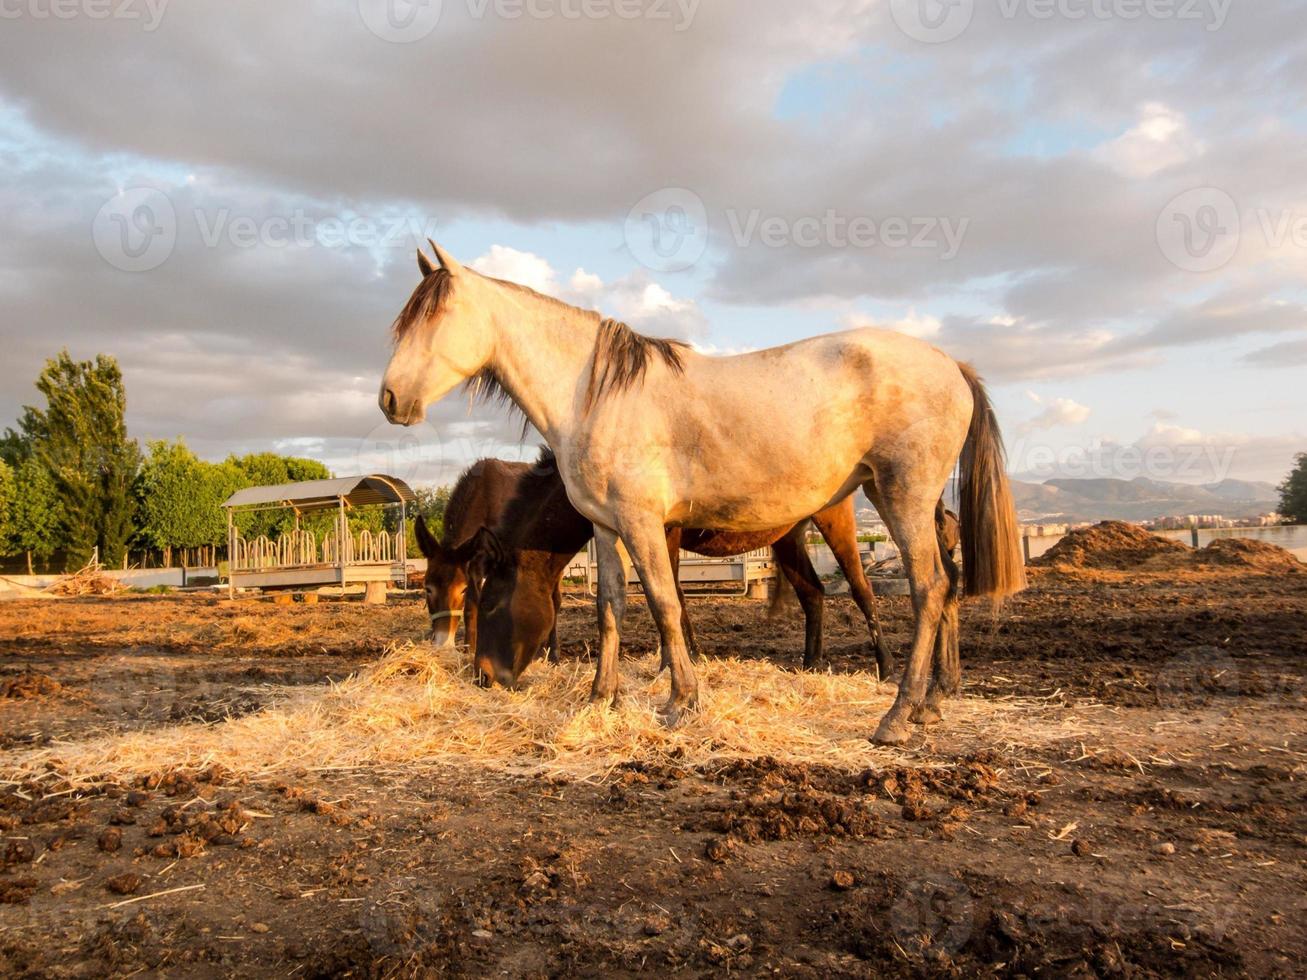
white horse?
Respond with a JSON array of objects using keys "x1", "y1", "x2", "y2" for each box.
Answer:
[{"x1": 380, "y1": 244, "x2": 1025, "y2": 744}]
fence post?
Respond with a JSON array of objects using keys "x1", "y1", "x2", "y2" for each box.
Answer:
[
  {"x1": 1022, "y1": 534, "x2": 1031, "y2": 564},
  {"x1": 1191, "y1": 527, "x2": 1200, "y2": 549}
]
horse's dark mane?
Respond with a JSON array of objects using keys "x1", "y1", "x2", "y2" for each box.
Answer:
[
  {"x1": 393, "y1": 270, "x2": 687, "y2": 415},
  {"x1": 441, "y1": 458, "x2": 494, "y2": 548},
  {"x1": 391, "y1": 268, "x2": 455, "y2": 341},
  {"x1": 497, "y1": 448, "x2": 563, "y2": 544},
  {"x1": 392, "y1": 268, "x2": 574, "y2": 342},
  {"x1": 585, "y1": 318, "x2": 688, "y2": 410}
]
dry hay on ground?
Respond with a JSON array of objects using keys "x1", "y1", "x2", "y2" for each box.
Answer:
[
  {"x1": 1195, "y1": 537, "x2": 1303, "y2": 573},
  {"x1": 3, "y1": 644, "x2": 1091, "y2": 785},
  {"x1": 1033, "y1": 521, "x2": 1189, "y2": 570}
]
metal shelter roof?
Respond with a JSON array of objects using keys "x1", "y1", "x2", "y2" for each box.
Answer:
[{"x1": 222, "y1": 474, "x2": 417, "y2": 511}]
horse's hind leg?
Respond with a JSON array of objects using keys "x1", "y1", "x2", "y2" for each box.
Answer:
[
  {"x1": 914, "y1": 504, "x2": 963, "y2": 724},
  {"x1": 864, "y1": 478, "x2": 950, "y2": 746},
  {"x1": 916, "y1": 594, "x2": 959, "y2": 724},
  {"x1": 811, "y1": 498, "x2": 893, "y2": 680},
  {"x1": 772, "y1": 526, "x2": 825, "y2": 669}
]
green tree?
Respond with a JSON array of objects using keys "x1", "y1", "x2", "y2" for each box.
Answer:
[
  {"x1": 9, "y1": 457, "x2": 62, "y2": 574},
  {"x1": 14, "y1": 353, "x2": 141, "y2": 568},
  {"x1": 226, "y1": 453, "x2": 332, "y2": 540},
  {"x1": 403, "y1": 484, "x2": 452, "y2": 556},
  {"x1": 1278, "y1": 453, "x2": 1307, "y2": 523},
  {"x1": 0, "y1": 460, "x2": 14, "y2": 551},
  {"x1": 134, "y1": 440, "x2": 245, "y2": 565}
]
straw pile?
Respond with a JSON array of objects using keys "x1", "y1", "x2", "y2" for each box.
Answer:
[
  {"x1": 6, "y1": 644, "x2": 1092, "y2": 784},
  {"x1": 44, "y1": 560, "x2": 126, "y2": 597}
]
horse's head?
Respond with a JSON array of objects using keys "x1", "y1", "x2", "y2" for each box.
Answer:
[
  {"x1": 467, "y1": 527, "x2": 556, "y2": 689},
  {"x1": 380, "y1": 242, "x2": 496, "y2": 426},
  {"x1": 414, "y1": 514, "x2": 477, "y2": 648}
]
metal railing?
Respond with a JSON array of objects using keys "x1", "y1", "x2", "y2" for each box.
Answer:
[{"x1": 231, "y1": 529, "x2": 406, "y2": 571}]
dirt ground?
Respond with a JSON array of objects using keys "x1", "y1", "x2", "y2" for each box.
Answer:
[{"x1": 0, "y1": 565, "x2": 1304, "y2": 978}]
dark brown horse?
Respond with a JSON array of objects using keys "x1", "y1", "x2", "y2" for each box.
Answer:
[
  {"x1": 463, "y1": 450, "x2": 897, "y2": 689},
  {"x1": 413, "y1": 458, "x2": 539, "y2": 653}
]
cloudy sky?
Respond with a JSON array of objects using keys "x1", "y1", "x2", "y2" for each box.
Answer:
[{"x1": 1, "y1": 0, "x2": 1304, "y2": 488}]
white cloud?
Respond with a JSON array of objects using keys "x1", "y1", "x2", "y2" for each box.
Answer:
[
  {"x1": 568, "y1": 268, "x2": 604, "y2": 295},
  {"x1": 470, "y1": 245, "x2": 558, "y2": 295},
  {"x1": 1020, "y1": 394, "x2": 1092, "y2": 434},
  {"x1": 1094, "y1": 102, "x2": 1205, "y2": 179},
  {"x1": 466, "y1": 246, "x2": 708, "y2": 341},
  {"x1": 844, "y1": 309, "x2": 941, "y2": 340}
]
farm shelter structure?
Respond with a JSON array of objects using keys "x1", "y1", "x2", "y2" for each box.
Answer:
[
  {"x1": 584, "y1": 540, "x2": 777, "y2": 598},
  {"x1": 222, "y1": 475, "x2": 415, "y2": 598}
]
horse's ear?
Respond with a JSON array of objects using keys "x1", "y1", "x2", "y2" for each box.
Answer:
[
  {"x1": 449, "y1": 525, "x2": 502, "y2": 567},
  {"x1": 471, "y1": 525, "x2": 507, "y2": 567},
  {"x1": 414, "y1": 515, "x2": 441, "y2": 560},
  {"x1": 429, "y1": 239, "x2": 464, "y2": 276},
  {"x1": 417, "y1": 248, "x2": 437, "y2": 278}
]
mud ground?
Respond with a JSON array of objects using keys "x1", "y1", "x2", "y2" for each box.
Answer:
[{"x1": 0, "y1": 566, "x2": 1303, "y2": 977}]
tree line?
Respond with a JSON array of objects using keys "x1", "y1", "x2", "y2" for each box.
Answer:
[
  {"x1": 1281, "y1": 453, "x2": 1307, "y2": 525},
  {"x1": 0, "y1": 351, "x2": 449, "y2": 573}
]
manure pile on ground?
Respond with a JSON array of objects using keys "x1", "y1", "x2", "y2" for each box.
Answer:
[
  {"x1": 1033, "y1": 521, "x2": 1189, "y2": 570},
  {"x1": 1195, "y1": 537, "x2": 1303, "y2": 572},
  {"x1": 1035, "y1": 521, "x2": 1303, "y2": 573},
  {"x1": 3, "y1": 644, "x2": 1087, "y2": 784}
]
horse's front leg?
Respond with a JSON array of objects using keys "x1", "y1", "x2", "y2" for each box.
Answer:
[
  {"x1": 464, "y1": 600, "x2": 478, "y2": 662},
  {"x1": 772, "y1": 528, "x2": 825, "y2": 670},
  {"x1": 547, "y1": 579, "x2": 562, "y2": 664},
  {"x1": 589, "y1": 525, "x2": 625, "y2": 705},
  {"x1": 812, "y1": 504, "x2": 893, "y2": 679},
  {"x1": 621, "y1": 516, "x2": 699, "y2": 725},
  {"x1": 665, "y1": 530, "x2": 701, "y2": 665}
]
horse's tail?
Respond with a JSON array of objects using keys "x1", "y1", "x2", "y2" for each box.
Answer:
[{"x1": 956, "y1": 362, "x2": 1026, "y2": 599}]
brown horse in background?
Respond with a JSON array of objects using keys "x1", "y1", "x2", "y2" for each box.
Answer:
[
  {"x1": 463, "y1": 450, "x2": 897, "y2": 688},
  {"x1": 413, "y1": 458, "x2": 553, "y2": 655}
]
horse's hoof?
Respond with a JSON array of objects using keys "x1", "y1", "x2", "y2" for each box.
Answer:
[
  {"x1": 588, "y1": 690, "x2": 618, "y2": 708},
  {"x1": 871, "y1": 717, "x2": 911, "y2": 746},
  {"x1": 909, "y1": 703, "x2": 943, "y2": 726},
  {"x1": 658, "y1": 697, "x2": 696, "y2": 728}
]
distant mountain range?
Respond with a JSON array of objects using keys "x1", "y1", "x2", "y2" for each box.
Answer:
[{"x1": 859, "y1": 476, "x2": 1282, "y2": 525}]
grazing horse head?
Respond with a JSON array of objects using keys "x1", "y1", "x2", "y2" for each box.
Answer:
[
  {"x1": 414, "y1": 514, "x2": 482, "y2": 648},
  {"x1": 463, "y1": 526, "x2": 557, "y2": 688},
  {"x1": 379, "y1": 242, "x2": 500, "y2": 426}
]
